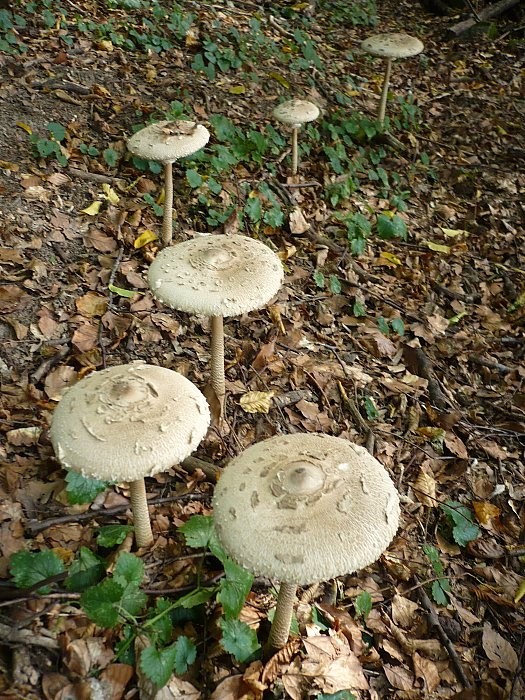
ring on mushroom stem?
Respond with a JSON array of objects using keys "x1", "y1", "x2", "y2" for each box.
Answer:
[
  {"x1": 360, "y1": 33, "x2": 424, "y2": 125},
  {"x1": 49, "y1": 361, "x2": 210, "y2": 548},
  {"x1": 127, "y1": 120, "x2": 210, "y2": 247},
  {"x1": 212, "y1": 433, "x2": 400, "y2": 651},
  {"x1": 147, "y1": 234, "x2": 284, "y2": 422},
  {"x1": 273, "y1": 99, "x2": 320, "y2": 176}
]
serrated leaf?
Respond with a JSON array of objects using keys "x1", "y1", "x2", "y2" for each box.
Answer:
[
  {"x1": 441, "y1": 501, "x2": 480, "y2": 547},
  {"x1": 185, "y1": 168, "x2": 202, "y2": 188},
  {"x1": 103, "y1": 148, "x2": 118, "y2": 167},
  {"x1": 66, "y1": 547, "x2": 105, "y2": 592},
  {"x1": 390, "y1": 317, "x2": 405, "y2": 335},
  {"x1": 10, "y1": 550, "x2": 65, "y2": 593},
  {"x1": 114, "y1": 552, "x2": 145, "y2": 587},
  {"x1": 120, "y1": 585, "x2": 148, "y2": 616},
  {"x1": 97, "y1": 525, "x2": 134, "y2": 548},
  {"x1": 146, "y1": 598, "x2": 174, "y2": 645},
  {"x1": 47, "y1": 121, "x2": 66, "y2": 141},
  {"x1": 173, "y1": 635, "x2": 197, "y2": 674},
  {"x1": 354, "y1": 591, "x2": 372, "y2": 620},
  {"x1": 140, "y1": 644, "x2": 179, "y2": 689},
  {"x1": 65, "y1": 470, "x2": 108, "y2": 505},
  {"x1": 239, "y1": 390, "x2": 274, "y2": 414},
  {"x1": 108, "y1": 283, "x2": 138, "y2": 298},
  {"x1": 353, "y1": 300, "x2": 367, "y2": 317},
  {"x1": 180, "y1": 514, "x2": 216, "y2": 549},
  {"x1": 81, "y1": 201, "x2": 102, "y2": 215},
  {"x1": 115, "y1": 625, "x2": 136, "y2": 665},
  {"x1": 376, "y1": 213, "x2": 407, "y2": 240},
  {"x1": 424, "y1": 240, "x2": 451, "y2": 254},
  {"x1": 377, "y1": 316, "x2": 390, "y2": 335},
  {"x1": 101, "y1": 182, "x2": 120, "y2": 205},
  {"x1": 217, "y1": 557, "x2": 253, "y2": 620},
  {"x1": 423, "y1": 544, "x2": 444, "y2": 575},
  {"x1": 431, "y1": 579, "x2": 449, "y2": 606},
  {"x1": 219, "y1": 618, "x2": 260, "y2": 663},
  {"x1": 80, "y1": 579, "x2": 125, "y2": 627}
]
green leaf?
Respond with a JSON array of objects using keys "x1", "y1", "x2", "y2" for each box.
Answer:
[
  {"x1": 103, "y1": 148, "x2": 118, "y2": 167},
  {"x1": 115, "y1": 624, "x2": 136, "y2": 664},
  {"x1": 140, "y1": 644, "x2": 179, "y2": 689},
  {"x1": 423, "y1": 544, "x2": 444, "y2": 575},
  {"x1": 65, "y1": 470, "x2": 108, "y2": 505},
  {"x1": 376, "y1": 214, "x2": 408, "y2": 241},
  {"x1": 108, "y1": 283, "x2": 138, "y2": 298},
  {"x1": 66, "y1": 547, "x2": 105, "y2": 592},
  {"x1": 217, "y1": 557, "x2": 253, "y2": 620},
  {"x1": 173, "y1": 635, "x2": 197, "y2": 674},
  {"x1": 244, "y1": 195, "x2": 263, "y2": 223},
  {"x1": 353, "y1": 300, "x2": 367, "y2": 317},
  {"x1": 377, "y1": 316, "x2": 390, "y2": 336},
  {"x1": 440, "y1": 501, "x2": 480, "y2": 547},
  {"x1": 146, "y1": 598, "x2": 174, "y2": 646},
  {"x1": 354, "y1": 591, "x2": 372, "y2": 620},
  {"x1": 47, "y1": 121, "x2": 66, "y2": 141},
  {"x1": 80, "y1": 579, "x2": 125, "y2": 627},
  {"x1": 362, "y1": 396, "x2": 379, "y2": 420},
  {"x1": 329, "y1": 275, "x2": 342, "y2": 294},
  {"x1": 390, "y1": 317, "x2": 405, "y2": 336},
  {"x1": 313, "y1": 269, "x2": 325, "y2": 289},
  {"x1": 318, "y1": 692, "x2": 357, "y2": 700},
  {"x1": 113, "y1": 553, "x2": 145, "y2": 587},
  {"x1": 431, "y1": 578, "x2": 450, "y2": 606},
  {"x1": 219, "y1": 618, "x2": 260, "y2": 663},
  {"x1": 186, "y1": 168, "x2": 202, "y2": 188},
  {"x1": 180, "y1": 515, "x2": 217, "y2": 550},
  {"x1": 97, "y1": 525, "x2": 134, "y2": 548},
  {"x1": 176, "y1": 587, "x2": 215, "y2": 609},
  {"x1": 10, "y1": 550, "x2": 65, "y2": 593}
]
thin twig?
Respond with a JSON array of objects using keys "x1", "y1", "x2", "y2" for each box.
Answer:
[{"x1": 31, "y1": 342, "x2": 70, "y2": 383}]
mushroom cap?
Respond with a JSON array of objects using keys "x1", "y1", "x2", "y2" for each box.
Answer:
[
  {"x1": 148, "y1": 234, "x2": 284, "y2": 318},
  {"x1": 49, "y1": 361, "x2": 210, "y2": 482},
  {"x1": 127, "y1": 120, "x2": 210, "y2": 163},
  {"x1": 273, "y1": 99, "x2": 320, "y2": 127},
  {"x1": 361, "y1": 33, "x2": 424, "y2": 59},
  {"x1": 213, "y1": 433, "x2": 400, "y2": 585}
]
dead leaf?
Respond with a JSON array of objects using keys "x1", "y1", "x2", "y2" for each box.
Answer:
[
  {"x1": 391, "y1": 594, "x2": 420, "y2": 629},
  {"x1": 84, "y1": 229, "x2": 118, "y2": 252},
  {"x1": 289, "y1": 207, "x2": 310, "y2": 234},
  {"x1": 44, "y1": 366, "x2": 78, "y2": 401},
  {"x1": 75, "y1": 292, "x2": 108, "y2": 318},
  {"x1": 72, "y1": 324, "x2": 99, "y2": 352},
  {"x1": 412, "y1": 651, "x2": 440, "y2": 693},
  {"x1": 239, "y1": 391, "x2": 275, "y2": 414},
  {"x1": 383, "y1": 663, "x2": 415, "y2": 691},
  {"x1": 413, "y1": 469, "x2": 436, "y2": 507},
  {"x1": 481, "y1": 623, "x2": 518, "y2": 671}
]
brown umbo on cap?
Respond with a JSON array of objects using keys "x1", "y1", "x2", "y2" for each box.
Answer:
[
  {"x1": 50, "y1": 361, "x2": 210, "y2": 482},
  {"x1": 127, "y1": 120, "x2": 210, "y2": 163},
  {"x1": 148, "y1": 234, "x2": 284, "y2": 318},
  {"x1": 213, "y1": 433, "x2": 400, "y2": 584},
  {"x1": 273, "y1": 99, "x2": 320, "y2": 127},
  {"x1": 361, "y1": 33, "x2": 424, "y2": 59}
]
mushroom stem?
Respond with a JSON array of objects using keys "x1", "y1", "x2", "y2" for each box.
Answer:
[
  {"x1": 291, "y1": 127, "x2": 299, "y2": 176},
  {"x1": 268, "y1": 582, "x2": 298, "y2": 650},
  {"x1": 210, "y1": 315, "x2": 226, "y2": 418},
  {"x1": 129, "y1": 478, "x2": 153, "y2": 548},
  {"x1": 161, "y1": 161, "x2": 174, "y2": 247},
  {"x1": 378, "y1": 57, "x2": 393, "y2": 125}
]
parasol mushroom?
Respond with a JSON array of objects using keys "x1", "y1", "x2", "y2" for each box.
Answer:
[
  {"x1": 273, "y1": 99, "x2": 320, "y2": 176},
  {"x1": 148, "y1": 234, "x2": 283, "y2": 419},
  {"x1": 360, "y1": 33, "x2": 424, "y2": 124},
  {"x1": 212, "y1": 433, "x2": 400, "y2": 650},
  {"x1": 127, "y1": 120, "x2": 210, "y2": 247},
  {"x1": 49, "y1": 361, "x2": 210, "y2": 548}
]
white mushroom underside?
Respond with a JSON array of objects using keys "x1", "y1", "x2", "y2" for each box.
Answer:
[
  {"x1": 49, "y1": 361, "x2": 210, "y2": 482},
  {"x1": 213, "y1": 433, "x2": 400, "y2": 585},
  {"x1": 148, "y1": 234, "x2": 284, "y2": 317}
]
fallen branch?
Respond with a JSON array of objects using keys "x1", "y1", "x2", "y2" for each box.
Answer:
[
  {"x1": 0, "y1": 623, "x2": 59, "y2": 650},
  {"x1": 448, "y1": 0, "x2": 522, "y2": 36}
]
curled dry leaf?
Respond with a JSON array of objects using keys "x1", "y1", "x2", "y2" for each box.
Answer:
[
  {"x1": 413, "y1": 468, "x2": 437, "y2": 507},
  {"x1": 261, "y1": 638, "x2": 302, "y2": 685},
  {"x1": 239, "y1": 390, "x2": 275, "y2": 414},
  {"x1": 391, "y1": 594, "x2": 420, "y2": 629}
]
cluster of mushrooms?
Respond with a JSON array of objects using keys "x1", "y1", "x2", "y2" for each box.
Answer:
[{"x1": 48, "y1": 30, "x2": 416, "y2": 655}]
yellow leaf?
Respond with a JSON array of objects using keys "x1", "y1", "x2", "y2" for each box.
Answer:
[
  {"x1": 96, "y1": 39, "x2": 113, "y2": 51},
  {"x1": 81, "y1": 201, "x2": 102, "y2": 215},
  {"x1": 133, "y1": 229, "x2": 158, "y2": 249},
  {"x1": 472, "y1": 501, "x2": 500, "y2": 526},
  {"x1": 16, "y1": 121, "x2": 33, "y2": 135},
  {"x1": 514, "y1": 579, "x2": 525, "y2": 604},
  {"x1": 379, "y1": 251, "x2": 402, "y2": 266},
  {"x1": 441, "y1": 227, "x2": 470, "y2": 238},
  {"x1": 269, "y1": 72, "x2": 290, "y2": 88},
  {"x1": 239, "y1": 391, "x2": 275, "y2": 414},
  {"x1": 229, "y1": 85, "x2": 246, "y2": 95},
  {"x1": 101, "y1": 183, "x2": 120, "y2": 205},
  {"x1": 448, "y1": 311, "x2": 467, "y2": 325},
  {"x1": 413, "y1": 469, "x2": 436, "y2": 508},
  {"x1": 424, "y1": 240, "x2": 451, "y2": 254}
]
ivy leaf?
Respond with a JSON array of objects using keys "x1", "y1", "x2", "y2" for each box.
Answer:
[
  {"x1": 441, "y1": 501, "x2": 481, "y2": 547},
  {"x1": 140, "y1": 644, "x2": 179, "y2": 689},
  {"x1": 65, "y1": 470, "x2": 108, "y2": 505},
  {"x1": 80, "y1": 579, "x2": 125, "y2": 627},
  {"x1": 219, "y1": 618, "x2": 260, "y2": 663},
  {"x1": 10, "y1": 550, "x2": 65, "y2": 593},
  {"x1": 65, "y1": 547, "x2": 105, "y2": 592},
  {"x1": 96, "y1": 525, "x2": 134, "y2": 548},
  {"x1": 173, "y1": 635, "x2": 197, "y2": 675},
  {"x1": 217, "y1": 557, "x2": 253, "y2": 620}
]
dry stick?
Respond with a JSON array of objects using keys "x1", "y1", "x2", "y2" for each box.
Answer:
[
  {"x1": 162, "y1": 161, "x2": 174, "y2": 246},
  {"x1": 0, "y1": 623, "x2": 59, "y2": 650},
  {"x1": 414, "y1": 576, "x2": 472, "y2": 688},
  {"x1": 26, "y1": 492, "x2": 210, "y2": 534},
  {"x1": 68, "y1": 167, "x2": 119, "y2": 184},
  {"x1": 31, "y1": 343, "x2": 69, "y2": 383},
  {"x1": 448, "y1": 0, "x2": 521, "y2": 36},
  {"x1": 210, "y1": 315, "x2": 226, "y2": 419}
]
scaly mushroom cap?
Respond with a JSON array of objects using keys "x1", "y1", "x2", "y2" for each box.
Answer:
[
  {"x1": 49, "y1": 361, "x2": 210, "y2": 482},
  {"x1": 360, "y1": 33, "x2": 424, "y2": 59},
  {"x1": 273, "y1": 99, "x2": 320, "y2": 127},
  {"x1": 148, "y1": 234, "x2": 284, "y2": 318},
  {"x1": 127, "y1": 120, "x2": 210, "y2": 163},
  {"x1": 213, "y1": 433, "x2": 400, "y2": 584}
]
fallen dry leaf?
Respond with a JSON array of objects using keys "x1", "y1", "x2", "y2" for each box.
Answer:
[{"x1": 481, "y1": 622, "x2": 518, "y2": 671}]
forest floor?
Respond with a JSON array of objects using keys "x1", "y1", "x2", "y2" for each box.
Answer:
[{"x1": 0, "y1": 0, "x2": 524, "y2": 698}]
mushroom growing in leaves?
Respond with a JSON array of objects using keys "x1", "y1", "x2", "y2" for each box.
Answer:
[
  {"x1": 148, "y1": 234, "x2": 283, "y2": 419},
  {"x1": 273, "y1": 99, "x2": 320, "y2": 176},
  {"x1": 49, "y1": 361, "x2": 210, "y2": 548},
  {"x1": 213, "y1": 433, "x2": 400, "y2": 650},
  {"x1": 360, "y1": 33, "x2": 424, "y2": 125},
  {"x1": 127, "y1": 120, "x2": 210, "y2": 247}
]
